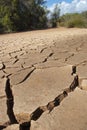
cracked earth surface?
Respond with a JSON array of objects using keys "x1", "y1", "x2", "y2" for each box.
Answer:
[{"x1": 0, "y1": 28, "x2": 87, "y2": 130}]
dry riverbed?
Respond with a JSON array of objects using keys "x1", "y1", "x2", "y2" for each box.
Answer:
[{"x1": 0, "y1": 28, "x2": 87, "y2": 130}]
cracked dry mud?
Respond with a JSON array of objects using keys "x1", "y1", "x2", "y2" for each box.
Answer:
[{"x1": 0, "y1": 28, "x2": 87, "y2": 130}]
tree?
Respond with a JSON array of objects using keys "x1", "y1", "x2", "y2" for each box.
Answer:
[
  {"x1": 50, "y1": 4, "x2": 60, "y2": 27},
  {"x1": 0, "y1": 0, "x2": 48, "y2": 33}
]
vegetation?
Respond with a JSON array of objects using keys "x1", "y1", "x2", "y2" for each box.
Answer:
[
  {"x1": 59, "y1": 12, "x2": 87, "y2": 28},
  {"x1": 0, "y1": 0, "x2": 48, "y2": 33},
  {"x1": 50, "y1": 4, "x2": 60, "y2": 28},
  {"x1": 0, "y1": 0, "x2": 87, "y2": 33}
]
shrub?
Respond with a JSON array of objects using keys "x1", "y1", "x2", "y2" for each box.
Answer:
[
  {"x1": 59, "y1": 13, "x2": 87, "y2": 28},
  {"x1": 0, "y1": 23, "x2": 4, "y2": 33},
  {"x1": 66, "y1": 15, "x2": 85, "y2": 28}
]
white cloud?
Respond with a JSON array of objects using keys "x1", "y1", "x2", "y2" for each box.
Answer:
[{"x1": 48, "y1": 0, "x2": 87, "y2": 15}]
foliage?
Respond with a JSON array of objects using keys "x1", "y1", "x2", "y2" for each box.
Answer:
[
  {"x1": 50, "y1": 4, "x2": 60, "y2": 28},
  {"x1": 0, "y1": 0, "x2": 48, "y2": 33},
  {"x1": 0, "y1": 22, "x2": 4, "y2": 33},
  {"x1": 59, "y1": 12, "x2": 87, "y2": 28}
]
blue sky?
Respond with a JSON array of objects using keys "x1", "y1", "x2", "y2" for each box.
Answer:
[
  {"x1": 46, "y1": 0, "x2": 72, "y2": 7},
  {"x1": 46, "y1": 0, "x2": 87, "y2": 15}
]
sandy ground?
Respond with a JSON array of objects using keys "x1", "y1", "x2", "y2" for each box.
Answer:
[{"x1": 0, "y1": 28, "x2": 87, "y2": 130}]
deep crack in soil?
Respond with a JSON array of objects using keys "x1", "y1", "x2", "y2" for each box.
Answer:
[{"x1": 1, "y1": 72, "x2": 79, "y2": 130}]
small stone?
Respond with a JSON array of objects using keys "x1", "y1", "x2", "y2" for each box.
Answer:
[
  {"x1": 81, "y1": 79, "x2": 87, "y2": 91},
  {"x1": 0, "y1": 63, "x2": 3, "y2": 70}
]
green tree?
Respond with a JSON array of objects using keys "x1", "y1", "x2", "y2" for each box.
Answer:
[
  {"x1": 0, "y1": 0, "x2": 48, "y2": 33},
  {"x1": 50, "y1": 4, "x2": 60, "y2": 27}
]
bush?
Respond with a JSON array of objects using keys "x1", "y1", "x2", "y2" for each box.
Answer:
[
  {"x1": 0, "y1": 22, "x2": 4, "y2": 33},
  {"x1": 59, "y1": 13, "x2": 87, "y2": 28},
  {"x1": 0, "y1": 0, "x2": 48, "y2": 33},
  {"x1": 66, "y1": 15, "x2": 85, "y2": 28}
]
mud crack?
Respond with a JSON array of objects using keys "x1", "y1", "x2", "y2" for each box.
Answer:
[
  {"x1": 65, "y1": 53, "x2": 74, "y2": 62},
  {"x1": 30, "y1": 75, "x2": 79, "y2": 121},
  {"x1": 17, "y1": 67, "x2": 36, "y2": 84},
  {"x1": 13, "y1": 56, "x2": 19, "y2": 64},
  {"x1": 40, "y1": 47, "x2": 47, "y2": 53},
  {"x1": 0, "y1": 62, "x2": 6, "y2": 70},
  {"x1": 43, "y1": 52, "x2": 54, "y2": 63},
  {"x1": 0, "y1": 95, "x2": 6, "y2": 99},
  {"x1": 1, "y1": 66, "x2": 79, "y2": 130},
  {"x1": 76, "y1": 60, "x2": 87, "y2": 66}
]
